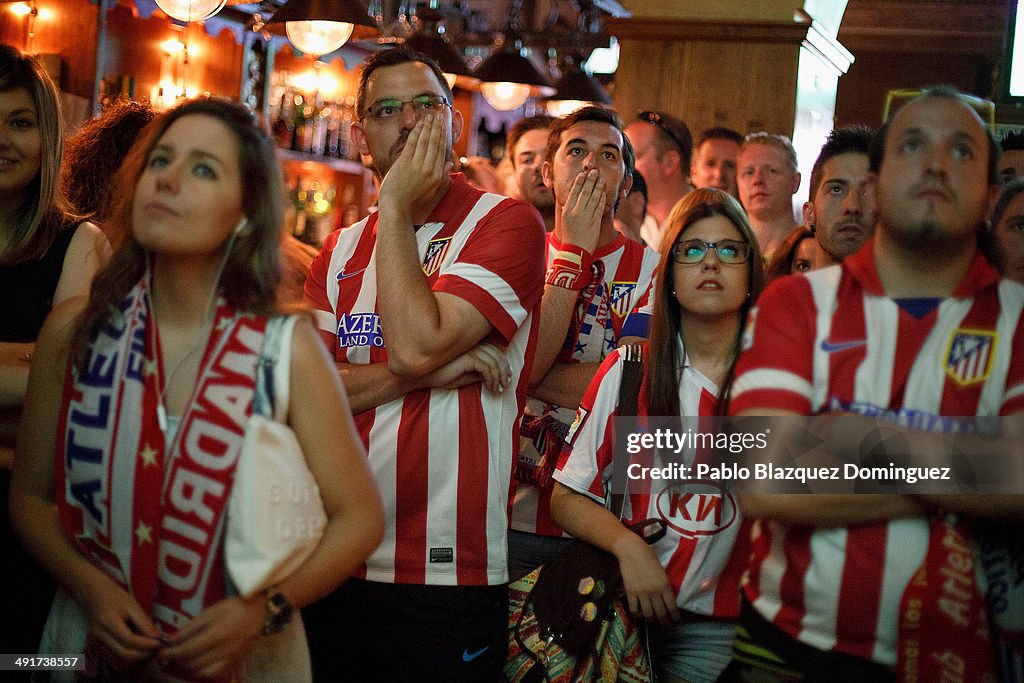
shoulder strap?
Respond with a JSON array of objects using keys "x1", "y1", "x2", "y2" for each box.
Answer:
[
  {"x1": 609, "y1": 344, "x2": 644, "y2": 520},
  {"x1": 254, "y1": 315, "x2": 299, "y2": 422}
]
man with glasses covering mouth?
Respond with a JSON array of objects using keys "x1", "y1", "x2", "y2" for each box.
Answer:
[
  {"x1": 625, "y1": 110, "x2": 694, "y2": 251},
  {"x1": 303, "y1": 45, "x2": 546, "y2": 682},
  {"x1": 723, "y1": 86, "x2": 1024, "y2": 682}
]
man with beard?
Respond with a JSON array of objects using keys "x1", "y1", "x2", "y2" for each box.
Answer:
[
  {"x1": 508, "y1": 106, "x2": 659, "y2": 578},
  {"x1": 723, "y1": 87, "x2": 1024, "y2": 681},
  {"x1": 507, "y1": 114, "x2": 555, "y2": 231},
  {"x1": 802, "y1": 125, "x2": 876, "y2": 268},
  {"x1": 303, "y1": 46, "x2": 545, "y2": 681}
]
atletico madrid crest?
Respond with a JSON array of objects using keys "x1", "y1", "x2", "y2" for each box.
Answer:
[
  {"x1": 610, "y1": 282, "x2": 637, "y2": 318},
  {"x1": 945, "y1": 329, "x2": 997, "y2": 386},
  {"x1": 422, "y1": 236, "x2": 452, "y2": 276}
]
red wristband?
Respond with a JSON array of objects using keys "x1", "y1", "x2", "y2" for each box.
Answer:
[{"x1": 546, "y1": 265, "x2": 588, "y2": 290}]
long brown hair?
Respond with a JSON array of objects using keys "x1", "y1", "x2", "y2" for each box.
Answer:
[
  {"x1": 71, "y1": 98, "x2": 284, "y2": 370},
  {"x1": 644, "y1": 188, "x2": 766, "y2": 416},
  {"x1": 0, "y1": 45, "x2": 79, "y2": 264}
]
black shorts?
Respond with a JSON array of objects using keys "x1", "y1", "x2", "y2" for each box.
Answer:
[{"x1": 303, "y1": 579, "x2": 508, "y2": 683}]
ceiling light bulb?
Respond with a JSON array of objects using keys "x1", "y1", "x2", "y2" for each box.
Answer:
[
  {"x1": 480, "y1": 81, "x2": 530, "y2": 111},
  {"x1": 285, "y1": 20, "x2": 354, "y2": 57},
  {"x1": 153, "y1": 0, "x2": 225, "y2": 23}
]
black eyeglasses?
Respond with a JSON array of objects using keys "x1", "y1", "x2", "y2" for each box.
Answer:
[
  {"x1": 671, "y1": 239, "x2": 750, "y2": 265},
  {"x1": 361, "y1": 95, "x2": 451, "y2": 121},
  {"x1": 637, "y1": 111, "x2": 691, "y2": 155}
]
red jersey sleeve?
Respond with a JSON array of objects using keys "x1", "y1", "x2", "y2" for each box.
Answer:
[
  {"x1": 433, "y1": 199, "x2": 546, "y2": 344},
  {"x1": 729, "y1": 274, "x2": 817, "y2": 415},
  {"x1": 553, "y1": 349, "x2": 627, "y2": 504},
  {"x1": 303, "y1": 230, "x2": 342, "y2": 351}
]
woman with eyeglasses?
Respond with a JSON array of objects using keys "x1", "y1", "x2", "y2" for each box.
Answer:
[{"x1": 550, "y1": 188, "x2": 765, "y2": 683}]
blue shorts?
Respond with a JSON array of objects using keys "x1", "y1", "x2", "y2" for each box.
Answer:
[{"x1": 649, "y1": 617, "x2": 735, "y2": 683}]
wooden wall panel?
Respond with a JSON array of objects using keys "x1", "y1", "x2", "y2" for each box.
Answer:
[
  {"x1": 102, "y1": 4, "x2": 242, "y2": 103},
  {"x1": 0, "y1": 0, "x2": 99, "y2": 98},
  {"x1": 614, "y1": 36, "x2": 799, "y2": 139}
]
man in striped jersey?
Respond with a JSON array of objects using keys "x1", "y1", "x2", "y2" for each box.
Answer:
[
  {"x1": 508, "y1": 106, "x2": 660, "y2": 578},
  {"x1": 724, "y1": 87, "x2": 1024, "y2": 680},
  {"x1": 302, "y1": 46, "x2": 546, "y2": 681}
]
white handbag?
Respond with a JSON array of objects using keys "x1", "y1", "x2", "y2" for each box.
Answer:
[{"x1": 226, "y1": 315, "x2": 327, "y2": 598}]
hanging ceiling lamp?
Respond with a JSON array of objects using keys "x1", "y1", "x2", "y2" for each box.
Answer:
[
  {"x1": 545, "y1": 55, "x2": 611, "y2": 114},
  {"x1": 475, "y1": 47, "x2": 555, "y2": 110},
  {"x1": 154, "y1": 0, "x2": 225, "y2": 23},
  {"x1": 268, "y1": 0, "x2": 376, "y2": 58},
  {"x1": 404, "y1": 2, "x2": 475, "y2": 90},
  {"x1": 474, "y1": 0, "x2": 553, "y2": 111}
]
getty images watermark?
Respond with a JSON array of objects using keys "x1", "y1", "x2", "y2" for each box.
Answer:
[{"x1": 606, "y1": 416, "x2": 1024, "y2": 495}]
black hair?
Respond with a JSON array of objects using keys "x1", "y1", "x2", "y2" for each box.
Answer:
[{"x1": 808, "y1": 125, "x2": 873, "y2": 198}]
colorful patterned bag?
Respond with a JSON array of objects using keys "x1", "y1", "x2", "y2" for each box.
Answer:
[
  {"x1": 505, "y1": 345, "x2": 657, "y2": 682},
  {"x1": 505, "y1": 564, "x2": 653, "y2": 683}
]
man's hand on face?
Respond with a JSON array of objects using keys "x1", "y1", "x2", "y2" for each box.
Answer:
[
  {"x1": 377, "y1": 112, "x2": 453, "y2": 219},
  {"x1": 557, "y1": 169, "x2": 606, "y2": 254}
]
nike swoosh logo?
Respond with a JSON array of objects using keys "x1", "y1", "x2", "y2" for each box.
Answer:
[
  {"x1": 820, "y1": 339, "x2": 867, "y2": 353},
  {"x1": 462, "y1": 646, "x2": 489, "y2": 662},
  {"x1": 337, "y1": 268, "x2": 367, "y2": 281}
]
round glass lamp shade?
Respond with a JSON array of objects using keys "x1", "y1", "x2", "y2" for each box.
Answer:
[
  {"x1": 154, "y1": 0, "x2": 226, "y2": 22},
  {"x1": 480, "y1": 82, "x2": 531, "y2": 111},
  {"x1": 285, "y1": 21, "x2": 355, "y2": 57}
]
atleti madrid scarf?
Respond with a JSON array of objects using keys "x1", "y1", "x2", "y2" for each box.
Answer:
[
  {"x1": 898, "y1": 512, "x2": 996, "y2": 682},
  {"x1": 55, "y1": 276, "x2": 268, "y2": 636}
]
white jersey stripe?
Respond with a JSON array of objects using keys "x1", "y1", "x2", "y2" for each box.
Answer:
[
  {"x1": 444, "y1": 261, "x2": 528, "y2": 325},
  {"x1": 364, "y1": 408, "x2": 400, "y2": 584},
  {"x1": 903, "y1": 298, "x2": 966, "y2": 413},
  {"x1": 425, "y1": 390, "x2": 460, "y2": 585},
  {"x1": 808, "y1": 267, "x2": 840, "y2": 412},
  {"x1": 799, "y1": 527, "x2": 845, "y2": 653},
  {"x1": 312, "y1": 310, "x2": 335, "y2": 334},
  {"x1": 732, "y1": 368, "x2": 813, "y2": 402},
  {"x1": 857, "y1": 295, "x2": 898, "y2": 408}
]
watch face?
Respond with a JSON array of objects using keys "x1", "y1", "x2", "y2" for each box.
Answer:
[{"x1": 264, "y1": 592, "x2": 293, "y2": 635}]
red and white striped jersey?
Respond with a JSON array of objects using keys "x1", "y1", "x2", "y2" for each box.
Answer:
[
  {"x1": 730, "y1": 242, "x2": 1024, "y2": 664},
  {"x1": 511, "y1": 233, "x2": 659, "y2": 536},
  {"x1": 304, "y1": 175, "x2": 546, "y2": 586},
  {"x1": 553, "y1": 347, "x2": 751, "y2": 618}
]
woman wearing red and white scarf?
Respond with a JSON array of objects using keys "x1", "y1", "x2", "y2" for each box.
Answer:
[{"x1": 10, "y1": 98, "x2": 384, "y2": 681}]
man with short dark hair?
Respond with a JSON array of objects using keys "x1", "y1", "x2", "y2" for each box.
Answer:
[
  {"x1": 303, "y1": 46, "x2": 546, "y2": 681},
  {"x1": 691, "y1": 127, "x2": 743, "y2": 198},
  {"x1": 802, "y1": 125, "x2": 875, "y2": 268},
  {"x1": 725, "y1": 87, "x2": 1024, "y2": 682},
  {"x1": 506, "y1": 114, "x2": 555, "y2": 231},
  {"x1": 625, "y1": 110, "x2": 693, "y2": 250},
  {"x1": 508, "y1": 106, "x2": 659, "y2": 578},
  {"x1": 615, "y1": 169, "x2": 648, "y2": 243},
  {"x1": 999, "y1": 129, "x2": 1024, "y2": 185},
  {"x1": 737, "y1": 132, "x2": 801, "y2": 262}
]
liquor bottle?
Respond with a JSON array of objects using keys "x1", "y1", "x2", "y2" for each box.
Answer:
[
  {"x1": 340, "y1": 97, "x2": 357, "y2": 160},
  {"x1": 325, "y1": 104, "x2": 341, "y2": 158},
  {"x1": 290, "y1": 94, "x2": 307, "y2": 153},
  {"x1": 292, "y1": 175, "x2": 307, "y2": 240},
  {"x1": 310, "y1": 92, "x2": 327, "y2": 157},
  {"x1": 272, "y1": 90, "x2": 294, "y2": 150}
]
